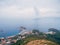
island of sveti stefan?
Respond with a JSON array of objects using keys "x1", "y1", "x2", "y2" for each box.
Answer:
[{"x1": 0, "y1": 27, "x2": 60, "y2": 45}]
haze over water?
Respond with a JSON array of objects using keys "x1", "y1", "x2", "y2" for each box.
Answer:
[
  {"x1": 0, "y1": 17, "x2": 60, "y2": 37},
  {"x1": 0, "y1": 0, "x2": 60, "y2": 37}
]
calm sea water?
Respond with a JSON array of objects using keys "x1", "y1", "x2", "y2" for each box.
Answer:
[{"x1": 0, "y1": 17, "x2": 60, "y2": 37}]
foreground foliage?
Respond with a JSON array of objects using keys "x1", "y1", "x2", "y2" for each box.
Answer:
[{"x1": 12, "y1": 28, "x2": 60, "y2": 45}]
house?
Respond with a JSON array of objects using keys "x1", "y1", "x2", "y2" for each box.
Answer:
[{"x1": 46, "y1": 31, "x2": 56, "y2": 35}]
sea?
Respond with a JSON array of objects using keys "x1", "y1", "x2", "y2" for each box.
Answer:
[{"x1": 0, "y1": 17, "x2": 60, "y2": 37}]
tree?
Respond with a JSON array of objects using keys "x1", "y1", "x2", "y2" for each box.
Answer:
[
  {"x1": 48, "y1": 28, "x2": 59, "y2": 33},
  {"x1": 32, "y1": 29, "x2": 40, "y2": 34}
]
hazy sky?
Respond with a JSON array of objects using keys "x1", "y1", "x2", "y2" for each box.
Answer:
[{"x1": 0, "y1": 0, "x2": 60, "y2": 19}]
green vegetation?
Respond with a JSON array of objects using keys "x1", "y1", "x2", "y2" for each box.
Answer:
[
  {"x1": 12, "y1": 28, "x2": 60, "y2": 45},
  {"x1": 46, "y1": 28, "x2": 60, "y2": 44}
]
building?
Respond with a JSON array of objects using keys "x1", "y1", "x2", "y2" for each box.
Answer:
[{"x1": 46, "y1": 31, "x2": 56, "y2": 35}]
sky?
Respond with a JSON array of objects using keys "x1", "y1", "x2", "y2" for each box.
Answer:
[{"x1": 0, "y1": 0, "x2": 60, "y2": 19}]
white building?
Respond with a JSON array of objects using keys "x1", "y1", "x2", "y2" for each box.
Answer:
[{"x1": 46, "y1": 31, "x2": 56, "y2": 35}]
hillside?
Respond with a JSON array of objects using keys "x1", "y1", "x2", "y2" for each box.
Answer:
[
  {"x1": 12, "y1": 28, "x2": 60, "y2": 45},
  {"x1": 26, "y1": 40, "x2": 58, "y2": 45}
]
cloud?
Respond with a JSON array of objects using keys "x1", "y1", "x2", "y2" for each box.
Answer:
[
  {"x1": 39, "y1": 8, "x2": 60, "y2": 17},
  {"x1": 0, "y1": 0, "x2": 60, "y2": 19},
  {"x1": 0, "y1": 5, "x2": 35, "y2": 19}
]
